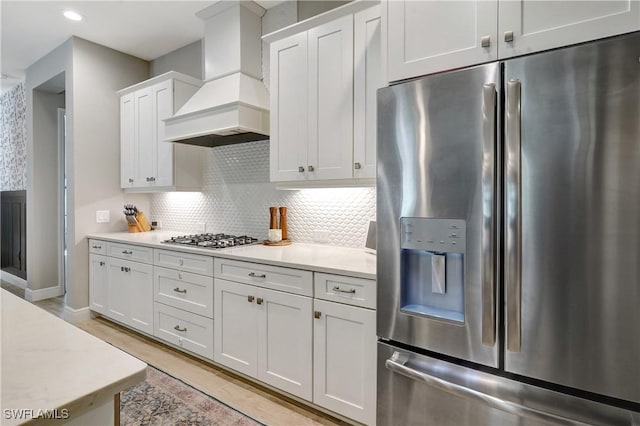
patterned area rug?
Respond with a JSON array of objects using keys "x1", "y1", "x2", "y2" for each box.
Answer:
[{"x1": 120, "y1": 366, "x2": 263, "y2": 426}]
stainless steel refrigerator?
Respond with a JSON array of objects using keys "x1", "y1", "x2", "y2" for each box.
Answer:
[{"x1": 377, "y1": 32, "x2": 640, "y2": 425}]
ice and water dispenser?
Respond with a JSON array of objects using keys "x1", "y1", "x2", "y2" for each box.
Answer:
[{"x1": 400, "y1": 218, "x2": 465, "y2": 323}]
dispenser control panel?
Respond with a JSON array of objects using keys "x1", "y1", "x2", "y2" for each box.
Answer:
[{"x1": 400, "y1": 218, "x2": 466, "y2": 254}]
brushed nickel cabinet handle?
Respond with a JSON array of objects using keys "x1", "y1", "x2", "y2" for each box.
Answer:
[
  {"x1": 354, "y1": 162, "x2": 362, "y2": 170},
  {"x1": 128, "y1": 178, "x2": 133, "y2": 183},
  {"x1": 99, "y1": 261, "x2": 105, "y2": 266},
  {"x1": 256, "y1": 297, "x2": 264, "y2": 305},
  {"x1": 248, "y1": 295, "x2": 255, "y2": 303},
  {"x1": 248, "y1": 272, "x2": 266, "y2": 279},
  {"x1": 174, "y1": 325, "x2": 187, "y2": 332},
  {"x1": 122, "y1": 250, "x2": 132, "y2": 255},
  {"x1": 298, "y1": 166, "x2": 305, "y2": 173},
  {"x1": 92, "y1": 244, "x2": 102, "y2": 249},
  {"x1": 332, "y1": 286, "x2": 356, "y2": 294},
  {"x1": 481, "y1": 35, "x2": 491, "y2": 48},
  {"x1": 173, "y1": 287, "x2": 187, "y2": 294},
  {"x1": 314, "y1": 311, "x2": 321, "y2": 319},
  {"x1": 308, "y1": 165, "x2": 315, "y2": 172},
  {"x1": 504, "y1": 31, "x2": 514, "y2": 43}
]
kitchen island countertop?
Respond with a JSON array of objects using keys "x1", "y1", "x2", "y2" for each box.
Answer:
[
  {"x1": 0, "y1": 289, "x2": 147, "y2": 425},
  {"x1": 88, "y1": 231, "x2": 376, "y2": 279}
]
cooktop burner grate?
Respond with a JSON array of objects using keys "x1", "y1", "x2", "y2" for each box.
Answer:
[{"x1": 162, "y1": 233, "x2": 259, "y2": 249}]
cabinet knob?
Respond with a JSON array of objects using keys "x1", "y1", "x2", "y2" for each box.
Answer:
[
  {"x1": 248, "y1": 295, "x2": 255, "y2": 303},
  {"x1": 150, "y1": 177, "x2": 156, "y2": 182},
  {"x1": 354, "y1": 162, "x2": 362, "y2": 170},
  {"x1": 174, "y1": 325, "x2": 187, "y2": 332},
  {"x1": 314, "y1": 311, "x2": 322, "y2": 319},
  {"x1": 128, "y1": 178, "x2": 133, "y2": 183},
  {"x1": 145, "y1": 177, "x2": 150, "y2": 182},
  {"x1": 298, "y1": 166, "x2": 305, "y2": 173},
  {"x1": 121, "y1": 266, "x2": 130, "y2": 273},
  {"x1": 481, "y1": 35, "x2": 491, "y2": 48},
  {"x1": 99, "y1": 261, "x2": 105, "y2": 266},
  {"x1": 256, "y1": 297, "x2": 264, "y2": 305},
  {"x1": 504, "y1": 31, "x2": 514, "y2": 43},
  {"x1": 308, "y1": 165, "x2": 315, "y2": 172}
]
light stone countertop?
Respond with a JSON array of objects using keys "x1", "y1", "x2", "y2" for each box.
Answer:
[
  {"x1": 0, "y1": 290, "x2": 147, "y2": 425},
  {"x1": 88, "y1": 231, "x2": 376, "y2": 279}
]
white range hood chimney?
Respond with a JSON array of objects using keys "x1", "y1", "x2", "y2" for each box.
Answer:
[{"x1": 164, "y1": 0, "x2": 269, "y2": 147}]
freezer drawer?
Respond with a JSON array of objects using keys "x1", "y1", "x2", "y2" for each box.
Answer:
[{"x1": 377, "y1": 342, "x2": 639, "y2": 426}]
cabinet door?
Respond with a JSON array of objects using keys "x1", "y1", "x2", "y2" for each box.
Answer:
[
  {"x1": 107, "y1": 259, "x2": 129, "y2": 323},
  {"x1": 120, "y1": 93, "x2": 136, "y2": 188},
  {"x1": 257, "y1": 288, "x2": 313, "y2": 401},
  {"x1": 127, "y1": 260, "x2": 154, "y2": 335},
  {"x1": 270, "y1": 32, "x2": 309, "y2": 182},
  {"x1": 354, "y1": 6, "x2": 383, "y2": 179},
  {"x1": 386, "y1": 0, "x2": 498, "y2": 81},
  {"x1": 153, "y1": 80, "x2": 174, "y2": 187},
  {"x1": 307, "y1": 15, "x2": 354, "y2": 180},
  {"x1": 89, "y1": 254, "x2": 108, "y2": 315},
  {"x1": 313, "y1": 300, "x2": 376, "y2": 425},
  {"x1": 134, "y1": 87, "x2": 154, "y2": 187},
  {"x1": 214, "y1": 279, "x2": 258, "y2": 378},
  {"x1": 499, "y1": 0, "x2": 640, "y2": 58}
]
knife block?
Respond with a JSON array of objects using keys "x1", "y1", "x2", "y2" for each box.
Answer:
[
  {"x1": 136, "y1": 212, "x2": 152, "y2": 232},
  {"x1": 128, "y1": 223, "x2": 141, "y2": 233}
]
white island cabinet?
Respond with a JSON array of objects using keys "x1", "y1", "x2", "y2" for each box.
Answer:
[{"x1": 1, "y1": 289, "x2": 146, "y2": 425}]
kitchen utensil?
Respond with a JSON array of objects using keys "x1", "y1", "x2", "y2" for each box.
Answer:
[
  {"x1": 269, "y1": 207, "x2": 278, "y2": 229},
  {"x1": 278, "y1": 207, "x2": 288, "y2": 240}
]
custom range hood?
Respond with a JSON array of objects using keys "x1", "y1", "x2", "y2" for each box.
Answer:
[{"x1": 164, "y1": 0, "x2": 269, "y2": 147}]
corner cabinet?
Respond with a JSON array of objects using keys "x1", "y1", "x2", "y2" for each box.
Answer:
[
  {"x1": 385, "y1": 0, "x2": 640, "y2": 82},
  {"x1": 265, "y1": 2, "x2": 383, "y2": 184},
  {"x1": 118, "y1": 71, "x2": 203, "y2": 192}
]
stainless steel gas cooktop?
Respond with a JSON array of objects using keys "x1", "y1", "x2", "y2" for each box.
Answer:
[{"x1": 162, "y1": 233, "x2": 259, "y2": 250}]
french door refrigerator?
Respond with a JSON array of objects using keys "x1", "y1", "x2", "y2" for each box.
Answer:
[{"x1": 377, "y1": 31, "x2": 640, "y2": 425}]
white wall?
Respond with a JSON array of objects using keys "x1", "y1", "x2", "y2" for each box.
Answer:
[
  {"x1": 150, "y1": 40, "x2": 203, "y2": 79},
  {"x1": 67, "y1": 37, "x2": 150, "y2": 310},
  {"x1": 25, "y1": 40, "x2": 72, "y2": 293}
]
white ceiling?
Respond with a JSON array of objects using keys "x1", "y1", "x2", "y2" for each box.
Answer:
[{"x1": 0, "y1": 0, "x2": 286, "y2": 93}]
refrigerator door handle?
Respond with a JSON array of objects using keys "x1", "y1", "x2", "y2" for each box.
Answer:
[
  {"x1": 385, "y1": 351, "x2": 583, "y2": 425},
  {"x1": 481, "y1": 83, "x2": 497, "y2": 346},
  {"x1": 506, "y1": 79, "x2": 522, "y2": 352}
]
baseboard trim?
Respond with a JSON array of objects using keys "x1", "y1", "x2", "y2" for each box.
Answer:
[
  {"x1": 63, "y1": 305, "x2": 92, "y2": 324},
  {"x1": 0, "y1": 271, "x2": 27, "y2": 288},
  {"x1": 25, "y1": 285, "x2": 63, "y2": 302}
]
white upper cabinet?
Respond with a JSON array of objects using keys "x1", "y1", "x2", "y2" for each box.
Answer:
[
  {"x1": 498, "y1": 0, "x2": 640, "y2": 58},
  {"x1": 385, "y1": 0, "x2": 640, "y2": 81},
  {"x1": 118, "y1": 71, "x2": 203, "y2": 192},
  {"x1": 354, "y1": 5, "x2": 383, "y2": 179},
  {"x1": 307, "y1": 15, "x2": 354, "y2": 181},
  {"x1": 265, "y1": 2, "x2": 382, "y2": 184},
  {"x1": 270, "y1": 32, "x2": 309, "y2": 182},
  {"x1": 386, "y1": 0, "x2": 498, "y2": 82}
]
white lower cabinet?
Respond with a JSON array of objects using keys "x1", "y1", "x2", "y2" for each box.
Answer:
[
  {"x1": 89, "y1": 254, "x2": 108, "y2": 315},
  {"x1": 214, "y1": 278, "x2": 313, "y2": 401},
  {"x1": 154, "y1": 302, "x2": 214, "y2": 359},
  {"x1": 313, "y1": 299, "x2": 377, "y2": 425},
  {"x1": 107, "y1": 257, "x2": 153, "y2": 335}
]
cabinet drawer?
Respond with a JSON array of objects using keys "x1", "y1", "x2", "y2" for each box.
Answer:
[
  {"x1": 314, "y1": 273, "x2": 376, "y2": 309},
  {"x1": 89, "y1": 239, "x2": 107, "y2": 255},
  {"x1": 154, "y1": 266, "x2": 213, "y2": 318},
  {"x1": 154, "y1": 249, "x2": 214, "y2": 276},
  {"x1": 107, "y1": 242, "x2": 153, "y2": 264},
  {"x1": 215, "y1": 258, "x2": 313, "y2": 297},
  {"x1": 154, "y1": 302, "x2": 214, "y2": 360}
]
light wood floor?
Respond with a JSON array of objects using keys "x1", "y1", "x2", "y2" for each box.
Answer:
[{"x1": 1, "y1": 281, "x2": 348, "y2": 426}]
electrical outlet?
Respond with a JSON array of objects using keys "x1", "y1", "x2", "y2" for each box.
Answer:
[
  {"x1": 96, "y1": 210, "x2": 110, "y2": 223},
  {"x1": 313, "y1": 230, "x2": 330, "y2": 243},
  {"x1": 195, "y1": 223, "x2": 206, "y2": 233}
]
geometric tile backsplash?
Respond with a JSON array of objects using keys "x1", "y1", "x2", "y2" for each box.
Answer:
[{"x1": 150, "y1": 140, "x2": 376, "y2": 248}]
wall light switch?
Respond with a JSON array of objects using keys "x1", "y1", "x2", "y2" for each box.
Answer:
[
  {"x1": 314, "y1": 230, "x2": 330, "y2": 243},
  {"x1": 96, "y1": 210, "x2": 110, "y2": 223}
]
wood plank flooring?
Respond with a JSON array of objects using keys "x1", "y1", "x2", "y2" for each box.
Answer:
[{"x1": 0, "y1": 281, "x2": 348, "y2": 426}]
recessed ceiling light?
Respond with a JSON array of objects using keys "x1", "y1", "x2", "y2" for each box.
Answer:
[{"x1": 63, "y1": 10, "x2": 83, "y2": 21}]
